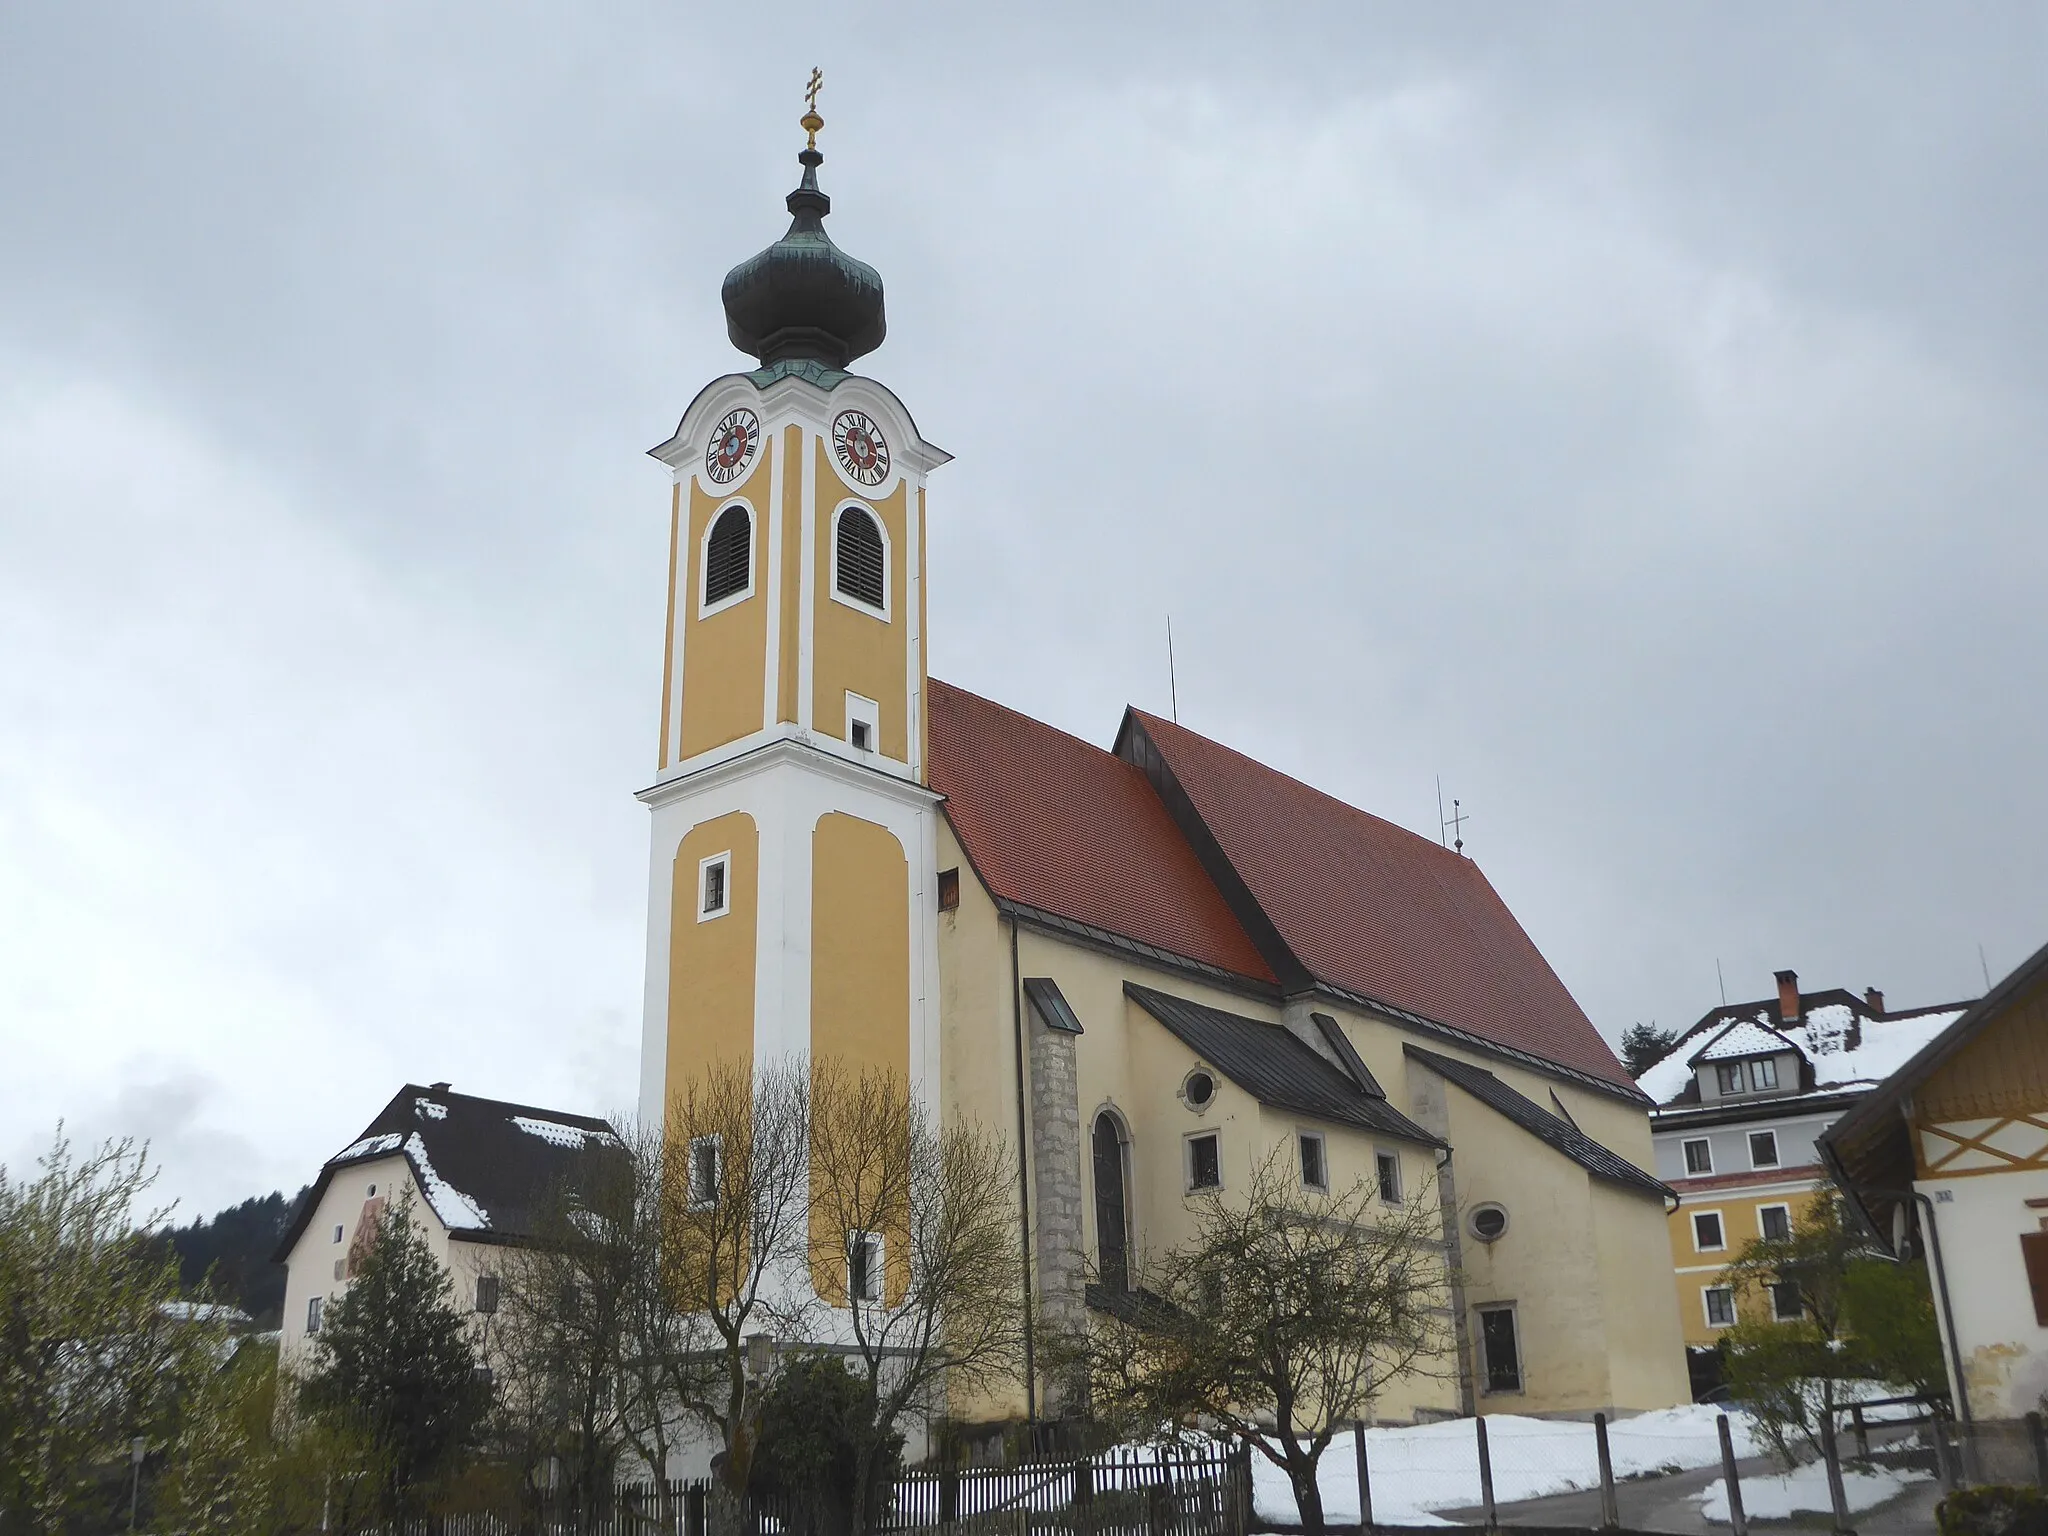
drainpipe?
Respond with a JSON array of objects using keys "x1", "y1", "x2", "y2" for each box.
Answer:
[
  {"x1": 1010, "y1": 917, "x2": 1037, "y2": 1423},
  {"x1": 1871, "y1": 1186, "x2": 1970, "y2": 1428}
]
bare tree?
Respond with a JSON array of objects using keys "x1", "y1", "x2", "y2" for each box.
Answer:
[
  {"x1": 806, "y1": 1061, "x2": 1025, "y2": 1536},
  {"x1": 652, "y1": 1057, "x2": 813, "y2": 1492},
  {"x1": 1071, "y1": 1147, "x2": 1453, "y2": 1535}
]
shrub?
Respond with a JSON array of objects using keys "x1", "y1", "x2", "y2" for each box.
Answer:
[
  {"x1": 749, "y1": 1355, "x2": 903, "y2": 1536},
  {"x1": 1938, "y1": 1485, "x2": 2048, "y2": 1536}
]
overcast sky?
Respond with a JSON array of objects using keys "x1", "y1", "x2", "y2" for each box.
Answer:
[{"x1": 4, "y1": 5, "x2": 2045, "y2": 1219}]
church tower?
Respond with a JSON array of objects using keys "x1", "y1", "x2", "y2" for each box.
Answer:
[{"x1": 637, "y1": 98, "x2": 948, "y2": 1133}]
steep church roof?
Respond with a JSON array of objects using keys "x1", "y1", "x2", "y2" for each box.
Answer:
[
  {"x1": 1119, "y1": 708, "x2": 1637, "y2": 1092},
  {"x1": 928, "y1": 679, "x2": 1276, "y2": 984},
  {"x1": 929, "y1": 677, "x2": 1637, "y2": 1096}
]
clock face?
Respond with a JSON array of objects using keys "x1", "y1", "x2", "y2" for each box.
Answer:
[
  {"x1": 705, "y1": 409, "x2": 761, "y2": 484},
  {"x1": 832, "y1": 410, "x2": 891, "y2": 487}
]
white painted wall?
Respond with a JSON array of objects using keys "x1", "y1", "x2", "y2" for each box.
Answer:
[{"x1": 1917, "y1": 1166, "x2": 2048, "y2": 1421}]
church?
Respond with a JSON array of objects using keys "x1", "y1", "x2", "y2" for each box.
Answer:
[{"x1": 635, "y1": 102, "x2": 1690, "y2": 1432}]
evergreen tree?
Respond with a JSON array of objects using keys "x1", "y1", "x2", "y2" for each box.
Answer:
[
  {"x1": 297, "y1": 1190, "x2": 488, "y2": 1516},
  {"x1": 1621, "y1": 1022, "x2": 1680, "y2": 1079},
  {"x1": 154, "y1": 1189, "x2": 305, "y2": 1326}
]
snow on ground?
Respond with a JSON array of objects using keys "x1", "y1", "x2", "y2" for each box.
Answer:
[
  {"x1": 1243, "y1": 1406, "x2": 1767, "y2": 1527},
  {"x1": 1697, "y1": 1463, "x2": 1932, "y2": 1524}
]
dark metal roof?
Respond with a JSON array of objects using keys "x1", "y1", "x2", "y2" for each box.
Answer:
[
  {"x1": 1125, "y1": 983, "x2": 1442, "y2": 1147},
  {"x1": 1024, "y1": 977, "x2": 1085, "y2": 1034},
  {"x1": 1404, "y1": 1046, "x2": 1671, "y2": 1203},
  {"x1": 1311, "y1": 1011, "x2": 1385, "y2": 1098},
  {"x1": 721, "y1": 148, "x2": 885, "y2": 370},
  {"x1": 272, "y1": 1084, "x2": 625, "y2": 1262}
]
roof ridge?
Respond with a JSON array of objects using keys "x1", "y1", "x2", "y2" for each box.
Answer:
[
  {"x1": 930, "y1": 676, "x2": 1145, "y2": 775},
  {"x1": 1128, "y1": 706, "x2": 1462, "y2": 870}
]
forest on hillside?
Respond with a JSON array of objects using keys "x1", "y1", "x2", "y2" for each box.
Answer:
[{"x1": 150, "y1": 1187, "x2": 306, "y2": 1327}]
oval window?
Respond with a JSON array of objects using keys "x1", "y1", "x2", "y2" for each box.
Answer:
[
  {"x1": 1183, "y1": 1070, "x2": 1216, "y2": 1109},
  {"x1": 1469, "y1": 1204, "x2": 1509, "y2": 1243}
]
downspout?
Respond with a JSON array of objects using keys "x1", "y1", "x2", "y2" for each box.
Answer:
[
  {"x1": 1010, "y1": 917, "x2": 1037, "y2": 1422},
  {"x1": 1869, "y1": 1185, "x2": 1971, "y2": 1428}
]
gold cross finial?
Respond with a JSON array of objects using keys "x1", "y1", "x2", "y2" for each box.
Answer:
[{"x1": 801, "y1": 67, "x2": 824, "y2": 150}]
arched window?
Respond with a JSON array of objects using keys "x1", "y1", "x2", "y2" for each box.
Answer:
[
  {"x1": 1092, "y1": 1112, "x2": 1130, "y2": 1293},
  {"x1": 834, "y1": 506, "x2": 886, "y2": 610},
  {"x1": 704, "y1": 505, "x2": 751, "y2": 606}
]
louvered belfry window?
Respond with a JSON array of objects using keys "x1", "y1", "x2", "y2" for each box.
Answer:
[
  {"x1": 835, "y1": 508, "x2": 885, "y2": 609},
  {"x1": 704, "y1": 506, "x2": 751, "y2": 605}
]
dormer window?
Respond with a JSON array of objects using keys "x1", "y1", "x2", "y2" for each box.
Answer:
[
  {"x1": 1716, "y1": 1062, "x2": 1745, "y2": 1096},
  {"x1": 1749, "y1": 1057, "x2": 1778, "y2": 1091}
]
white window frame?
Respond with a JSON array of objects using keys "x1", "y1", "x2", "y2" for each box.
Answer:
[
  {"x1": 847, "y1": 1230, "x2": 884, "y2": 1304},
  {"x1": 1468, "y1": 1203, "x2": 1511, "y2": 1243},
  {"x1": 1692, "y1": 1208, "x2": 1728, "y2": 1253},
  {"x1": 829, "y1": 502, "x2": 891, "y2": 618},
  {"x1": 1476, "y1": 1302, "x2": 1523, "y2": 1395},
  {"x1": 844, "y1": 691, "x2": 880, "y2": 754},
  {"x1": 1703, "y1": 1285, "x2": 1736, "y2": 1329},
  {"x1": 1185, "y1": 1130, "x2": 1223, "y2": 1193},
  {"x1": 688, "y1": 1134, "x2": 723, "y2": 1210},
  {"x1": 1374, "y1": 1148, "x2": 1403, "y2": 1205},
  {"x1": 1750, "y1": 1057, "x2": 1779, "y2": 1091},
  {"x1": 332, "y1": 1223, "x2": 344, "y2": 1244},
  {"x1": 1716, "y1": 1062, "x2": 1746, "y2": 1096},
  {"x1": 331, "y1": 1258, "x2": 344, "y2": 1281},
  {"x1": 1748, "y1": 1129, "x2": 1781, "y2": 1169},
  {"x1": 1682, "y1": 1138, "x2": 1714, "y2": 1176},
  {"x1": 1297, "y1": 1130, "x2": 1328, "y2": 1193},
  {"x1": 1770, "y1": 1278, "x2": 1803, "y2": 1322},
  {"x1": 699, "y1": 501, "x2": 757, "y2": 618},
  {"x1": 306, "y1": 1295, "x2": 323, "y2": 1334},
  {"x1": 698, "y1": 851, "x2": 732, "y2": 921},
  {"x1": 1758, "y1": 1202, "x2": 1793, "y2": 1243}
]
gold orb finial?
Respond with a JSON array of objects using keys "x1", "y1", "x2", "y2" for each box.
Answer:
[{"x1": 801, "y1": 66, "x2": 824, "y2": 150}]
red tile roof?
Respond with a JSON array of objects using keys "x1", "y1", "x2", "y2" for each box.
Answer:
[
  {"x1": 1127, "y1": 710, "x2": 1635, "y2": 1090},
  {"x1": 927, "y1": 680, "x2": 1276, "y2": 983}
]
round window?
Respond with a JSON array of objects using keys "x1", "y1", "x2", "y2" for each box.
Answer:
[
  {"x1": 1468, "y1": 1204, "x2": 1509, "y2": 1243},
  {"x1": 1183, "y1": 1070, "x2": 1216, "y2": 1109}
]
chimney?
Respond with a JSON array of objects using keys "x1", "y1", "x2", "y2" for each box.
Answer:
[
  {"x1": 1775, "y1": 970, "x2": 1802, "y2": 1024},
  {"x1": 429, "y1": 1081, "x2": 452, "y2": 1094},
  {"x1": 1864, "y1": 988, "x2": 1885, "y2": 1016}
]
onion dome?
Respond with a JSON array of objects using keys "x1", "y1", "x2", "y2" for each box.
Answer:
[{"x1": 721, "y1": 102, "x2": 886, "y2": 371}]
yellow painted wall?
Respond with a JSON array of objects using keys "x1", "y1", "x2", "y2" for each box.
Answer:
[
  {"x1": 811, "y1": 440, "x2": 910, "y2": 761},
  {"x1": 1591, "y1": 1181, "x2": 1691, "y2": 1407},
  {"x1": 810, "y1": 811, "x2": 912, "y2": 1079},
  {"x1": 678, "y1": 456, "x2": 771, "y2": 760},
  {"x1": 664, "y1": 812, "x2": 760, "y2": 1108},
  {"x1": 1667, "y1": 1183, "x2": 1825, "y2": 1346}
]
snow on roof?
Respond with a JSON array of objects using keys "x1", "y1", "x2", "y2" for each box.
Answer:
[
  {"x1": 1640, "y1": 1002, "x2": 1972, "y2": 1108},
  {"x1": 1696, "y1": 1020, "x2": 1799, "y2": 1062},
  {"x1": 404, "y1": 1131, "x2": 490, "y2": 1231},
  {"x1": 333, "y1": 1132, "x2": 403, "y2": 1163},
  {"x1": 511, "y1": 1114, "x2": 620, "y2": 1150}
]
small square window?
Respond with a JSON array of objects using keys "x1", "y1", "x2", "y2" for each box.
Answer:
[
  {"x1": 1683, "y1": 1139, "x2": 1713, "y2": 1175},
  {"x1": 1760, "y1": 1204, "x2": 1792, "y2": 1243},
  {"x1": 847, "y1": 1232, "x2": 882, "y2": 1303},
  {"x1": 306, "y1": 1295, "x2": 323, "y2": 1334},
  {"x1": 937, "y1": 868, "x2": 960, "y2": 912},
  {"x1": 844, "y1": 692, "x2": 879, "y2": 755},
  {"x1": 1716, "y1": 1063, "x2": 1746, "y2": 1096},
  {"x1": 1299, "y1": 1133, "x2": 1327, "y2": 1192},
  {"x1": 1375, "y1": 1150, "x2": 1402, "y2": 1205},
  {"x1": 688, "y1": 1136, "x2": 722, "y2": 1208},
  {"x1": 1749, "y1": 1131, "x2": 1780, "y2": 1169},
  {"x1": 1693, "y1": 1211, "x2": 1725, "y2": 1251},
  {"x1": 1704, "y1": 1286, "x2": 1735, "y2": 1328},
  {"x1": 1750, "y1": 1057, "x2": 1779, "y2": 1091},
  {"x1": 1770, "y1": 1280, "x2": 1802, "y2": 1321},
  {"x1": 699, "y1": 853, "x2": 731, "y2": 920},
  {"x1": 1187, "y1": 1132, "x2": 1221, "y2": 1191}
]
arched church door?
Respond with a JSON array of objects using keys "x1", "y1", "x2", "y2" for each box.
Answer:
[{"x1": 1092, "y1": 1112, "x2": 1129, "y2": 1292}]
